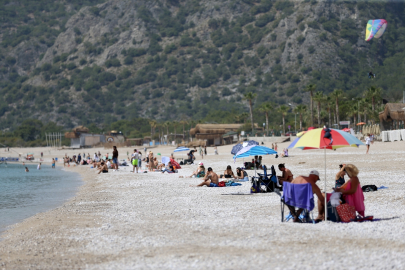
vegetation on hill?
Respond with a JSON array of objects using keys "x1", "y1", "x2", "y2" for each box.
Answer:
[{"x1": 0, "y1": 0, "x2": 404, "y2": 146}]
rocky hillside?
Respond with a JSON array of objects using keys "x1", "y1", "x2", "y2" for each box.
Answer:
[{"x1": 1, "y1": 0, "x2": 405, "y2": 130}]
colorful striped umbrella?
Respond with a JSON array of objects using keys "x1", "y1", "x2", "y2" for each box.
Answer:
[
  {"x1": 288, "y1": 128, "x2": 364, "y2": 150},
  {"x1": 287, "y1": 128, "x2": 364, "y2": 221}
]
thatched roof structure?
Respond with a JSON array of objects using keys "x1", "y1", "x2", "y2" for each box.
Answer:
[
  {"x1": 64, "y1": 132, "x2": 79, "y2": 139},
  {"x1": 379, "y1": 103, "x2": 405, "y2": 122},
  {"x1": 72, "y1": 126, "x2": 89, "y2": 133}
]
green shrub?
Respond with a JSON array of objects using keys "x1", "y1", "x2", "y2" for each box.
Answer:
[
  {"x1": 105, "y1": 58, "x2": 121, "y2": 68},
  {"x1": 124, "y1": 56, "x2": 133, "y2": 65},
  {"x1": 308, "y1": 45, "x2": 315, "y2": 54},
  {"x1": 67, "y1": 62, "x2": 76, "y2": 70},
  {"x1": 297, "y1": 35, "x2": 305, "y2": 44}
]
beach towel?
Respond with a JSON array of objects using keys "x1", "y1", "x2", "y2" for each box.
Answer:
[
  {"x1": 170, "y1": 158, "x2": 181, "y2": 169},
  {"x1": 283, "y1": 182, "x2": 314, "y2": 211}
]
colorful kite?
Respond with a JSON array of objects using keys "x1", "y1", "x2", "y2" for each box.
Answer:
[{"x1": 365, "y1": 19, "x2": 387, "y2": 41}]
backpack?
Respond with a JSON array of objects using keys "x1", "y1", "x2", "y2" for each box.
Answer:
[{"x1": 362, "y1": 185, "x2": 378, "y2": 192}]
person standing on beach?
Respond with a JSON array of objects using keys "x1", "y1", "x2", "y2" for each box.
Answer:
[
  {"x1": 131, "y1": 149, "x2": 139, "y2": 173},
  {"x1": 52, "y1": 158, "x2": 55, "y2": 168},
  {"x1": 148, "y1": 151, "x2": 154, "y2": 172},
  {"x1": 214, "y1": 147, "x2": 218, "y2": 155},
  {"x1": 275, "y1": 143, "x2": 278, "y2": 152},
  {"x1": 138, "y1": 151, "x2": 142, "y2": 170},
  {"x1": 204, "y1": 146, "x2": 207, "y2": 156},
  {"x1": 365, "y1": 134, "x2": 371, "y2": 154},
  {"x1": 77, "y1": 153, "x2": 81, "y2": 164},
  {"x1": 112, "y1": 146, "x2": 119, "y2": 171}
]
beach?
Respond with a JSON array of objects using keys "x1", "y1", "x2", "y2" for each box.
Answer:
[{"x1": 0, "y1": 141, "x2": 404, "y2": 269}]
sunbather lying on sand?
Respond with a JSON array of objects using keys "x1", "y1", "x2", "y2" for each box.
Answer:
[{"x1": 191, "y1": 167, "x2": 219, "y2": 187}]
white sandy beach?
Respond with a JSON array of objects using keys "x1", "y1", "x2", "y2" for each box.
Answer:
[{"x1": 0, "y1": 141, "x2": 405, "y2": 269}]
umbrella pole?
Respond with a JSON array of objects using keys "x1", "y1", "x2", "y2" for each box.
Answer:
[{"x1": 324, "y1": 147, "x2": 327, "y2": 222}]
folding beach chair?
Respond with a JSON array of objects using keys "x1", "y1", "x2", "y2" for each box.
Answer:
[
  {"x1": 280, "y1": 182, "x2": 315, "y2": 223},
  {"x1": 256, "y1": 165, "x2": 282, "y2": 193}
]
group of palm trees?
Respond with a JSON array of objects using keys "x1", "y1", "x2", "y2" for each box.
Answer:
[
  {"x1": 243, "y1": 85, "x2": 383, "y2": 135},
  {"x1": 148, "y1": 119, "x2": 189, "y2": 143}
]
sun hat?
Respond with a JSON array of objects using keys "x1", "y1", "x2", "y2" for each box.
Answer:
[
  {"x1": 309, "y1": 170, "x2": 320, "y2": 179},
  {"x1": 198, "y1": 162, "x2": 203, "y2": 166}
]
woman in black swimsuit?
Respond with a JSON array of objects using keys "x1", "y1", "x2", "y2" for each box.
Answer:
[
  {"x1": 335, "y1": 164, "x2": 346, "y2": 188},
  {"x1": 221, "y1": 165, "x2": 235, "y2": 178}
]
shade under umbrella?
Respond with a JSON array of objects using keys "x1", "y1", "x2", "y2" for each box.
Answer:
[
  {"x1": 287, "y1": 128, "x2": 364, "y2": 221},
  {"x1": 174, "y1": 147, "x2": 190, "y2": 152},
  {"x1": 231, "y1": 140, "x2": 259, "y2": 155},
  {"x1": 233, "y1": 145, "x2": 277, "y2": 159}
]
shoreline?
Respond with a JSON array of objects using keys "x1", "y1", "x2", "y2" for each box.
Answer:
[
  {"x1": 0, "y1": 143, "x2": 405, "y2": 268},
  {"x1": 0, "y1": 164, "x2": 83, "y2": 235}
]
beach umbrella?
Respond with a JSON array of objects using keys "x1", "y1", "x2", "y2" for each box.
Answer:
[
  {"x1": 307, "y1": 127, "x2": 315, "y2": 130},
  {"x1": 287, "y1": 128, "x2": 364, "y2": 221},
  {"x1": 231, "y1": 140, "x2": 259, "y2": 155},
  {"x1": 356, "y1": 122, "x2": 366, "y2": 126},
  {"x1": 342, "y1": 128, "x2": 350, "y2": 132},
  {"x1": 174, "y1": 147, "x2": 190, "y2": 152},
  {"x1": 233, "y1": 145, "x2": 277, "y2": 177},
  {"x1": 297, "y1": 131, "x2": 306, "y2": 137}
]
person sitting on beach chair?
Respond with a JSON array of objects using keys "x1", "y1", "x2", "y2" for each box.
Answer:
[
  {"x1": 277, "y1": 163, "x2": 293, "y2": 184},
  {"x1": 285, "y1": 170, "x2": 323, "y2": 222},
  {"x1": 191, "y1": 167, "x2": 219, "y2": 187}
]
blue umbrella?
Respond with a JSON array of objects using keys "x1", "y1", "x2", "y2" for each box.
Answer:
[
  {"x1": 231, "y1": 140, "x2": 259, "y2": 155},
  {"x1": 233, "y1": 145, "x2": 277, "y2": 159},
  {"x1": 174, "y1": 147, "x2": 190, "y2": 152}
]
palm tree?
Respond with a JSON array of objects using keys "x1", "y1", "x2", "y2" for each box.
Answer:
[
  {"x1": 359, "y1": 99, "x2": 370, "y2": 124},
  {"x1": 294, "y1": 105, "x2": 306, "y2": 131},
  {"x1": 313, "y1": 91, "x2": 324, "y2": 127},
  {"x1": 149, "y1": 120, "x2": 157, "y2": 139},
  {"x1": 365, "y1": 86, "x2": 382, "y2": 112},
  {"x1": 244, "y1": 92, "x2": 257, "y2": 133},
  {"x1": 259, "y1": 102, "x2": 273, "y2": 136},
  {"x1": 349, "y1": 102, "x2": 358, "y2": 127},
  {"x1": 240, "y1": 112, "x2": 249, "y2": 123},
  {"x1": 324, "y1": 96, "x2": 333, "y2": 127},
  {"x1": 331, "y1": 89, "x2": 344, "y2": 128},
  {"x1": 303, "y1": 84, "x2": 317, "y2": 126},
  {"x1": 277, "y1": 105, "x2": 289, "y2": 135},
  {"x1": 234, "y1": 114, "x2": 243, "y2": 123},
  {"x1": 164, "y1": 121, "x2": 170, "y2": 143},
  {"x1": 179, "y1": 120, "x2": 188, "y2": 139}
]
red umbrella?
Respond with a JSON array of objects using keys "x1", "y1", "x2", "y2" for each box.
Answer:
[{"x1": 342, "y1": 128, "x2": 350, "y2": 132}]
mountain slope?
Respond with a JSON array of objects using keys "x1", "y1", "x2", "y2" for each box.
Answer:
[{"x1": 1, "y1": 0, "x2": 405, "y2": 130}]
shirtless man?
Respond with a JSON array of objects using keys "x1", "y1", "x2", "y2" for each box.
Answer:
[
  {"x1": 288, "y1": 170, "x2": 324, "y2": 222},
  {"x1": 97, "y1": 162, "x2": 108, "y2": 174},
  {"x1": 192, "y1": 167, "x2": 219, "y2": 187},
  {"x1": 277, "y1": 163, "x2": 293, "y2": 184}
]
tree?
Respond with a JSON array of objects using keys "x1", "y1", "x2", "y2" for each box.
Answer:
[
  {"x1": 277, "y1": 105, "x2": 289, "y2": 135},
  {"x1": 324, "y1": 96, "x2": 333, "y2": 127},
  {"x1": 259, "y1": 102, "x2": 273, "y2": 136},
  {"x1": 313, "y1": 91, "x2": 324, "y2": 127},
  {"x1": 365, "y1": 86, "x2": 382, "y2": 112},
  {"x1": 331, "y1": 89, "x2": 344, "y2": 128},
  {"x1": 149, "y1": 120, "x2": 157, "y2": 139},
  {"x1": 303, "y1": 84, "x2": 316, "y2": 126},
  {"x1": 179, "y1": 120, "x2": 188, "y2": 139},
  {"x1": 244, "y1": 92, "x2": 257, "y2": 133},
  {"x1": 293, "y1": 105, "x2": 306, "y2": 131},
  {"x1": 165, "y1": 121, "x2": 171, "y2": 143}
]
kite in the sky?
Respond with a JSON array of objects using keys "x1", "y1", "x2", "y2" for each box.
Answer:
[{"x1": 365, "y1": 19, "x2": 387, "y2": 41}]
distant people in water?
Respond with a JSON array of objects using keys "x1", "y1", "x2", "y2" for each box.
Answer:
[
  {"x1": 25, "y1": 167, "x2": 29, "y2": 172},
  {"x1": 37, "y1": 163, "x2": 41, "y2": 170},
  {"x1": 52, "y1": 158, "x2": 55, "y2": 168}
]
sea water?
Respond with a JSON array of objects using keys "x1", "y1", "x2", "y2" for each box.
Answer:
[{"x1": 0, "y1": 163, "x2": 82, "y2": 233}]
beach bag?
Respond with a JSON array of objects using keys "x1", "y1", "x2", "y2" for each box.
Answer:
[
  {"x1": 218, "y1": 181, "x2": 226, "y2": 187},
  {"x1": 336, "y1": 204, "x2": 356, "y2": 223},
  {"x1": 179, "y1": 161, "x2": 184, "y2": 165},
  {"x1": 362, "y1": 185, "x2": 377, "y2": 192},
  {"x1": 250, "y1": 177, "x2": 261, "y2": 193}
]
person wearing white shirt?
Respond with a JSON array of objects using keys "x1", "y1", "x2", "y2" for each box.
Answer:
[
  {"x1": 365, "y1": 134, "x2": 371, "y2": 154},
  {"x1": 37, "y1": 163, "x2": 41, "y2": 170}
]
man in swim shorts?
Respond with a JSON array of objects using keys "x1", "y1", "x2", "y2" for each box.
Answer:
[
  {"x1": 131, "y1": 149, "x2": 139, "y2": 173},
  {"x1": 192, "y1": 167, "x2": 219, "y2": 187},
  {"x1": 112, "y1": 146, "x2": 119, "y2": 171},
  {"x1": 277, "y1": 163, "x2": 293, "y2": 184}
]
